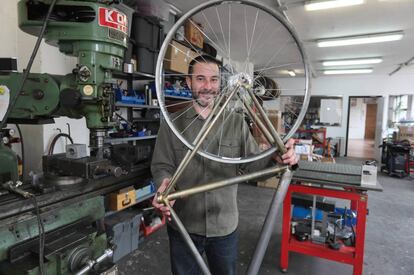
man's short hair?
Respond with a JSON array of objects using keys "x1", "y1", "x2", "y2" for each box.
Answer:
[{"x1": 188, "y1": 55, "x2": 221, "y2": 75}]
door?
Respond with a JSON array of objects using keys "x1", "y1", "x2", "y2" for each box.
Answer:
[
  {"x1": 374, "y1": 97, "x2": 384, "y2": 164},
  {"x1": 364, "y1": 103, "x2": 377, "y2": 139}
]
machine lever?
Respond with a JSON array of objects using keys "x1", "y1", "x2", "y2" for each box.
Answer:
[
  {"x1": 2, "y1": 181, "x2": 33, "y2": 199},
  {"x1": 75, "y1": 248, "x2": 113, "y2": 275}
]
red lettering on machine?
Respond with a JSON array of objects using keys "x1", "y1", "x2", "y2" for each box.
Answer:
[{"x1": 98, "y1": 7, "x2": 128, "y2": 34}]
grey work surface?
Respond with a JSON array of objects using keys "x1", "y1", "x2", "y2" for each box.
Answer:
[
  {"x1": 293, "y1": 160, "x2": 383, "y2": 192},
  {"x1": 118, "y1": 159, "x2": 414, "y2": 274}
]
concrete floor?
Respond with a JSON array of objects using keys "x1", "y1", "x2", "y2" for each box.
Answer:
[{"x1": 118, "y1": 158, "x2": 414, "y2": 275}]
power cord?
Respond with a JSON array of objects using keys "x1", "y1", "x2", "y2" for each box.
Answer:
[
  {"x1": 0, "y1": 0, "x2": 58, "y2": 130},
  {"x1": 48, "y1": 133, "x2": 74, "y2": 155},
  {"x1": 32, "y1": 196, "x2": 46, "y2": 275},
  {"x1": 15, "y1": 124, "x2": 24, "y2": 180},
  {"x1": 2, "y1": 182, "x2": 46, "y2": 274}
]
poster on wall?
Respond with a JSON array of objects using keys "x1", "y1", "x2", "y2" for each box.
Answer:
[{"x1": 320, "y1": 99, "x2": 342, "y2": 125}]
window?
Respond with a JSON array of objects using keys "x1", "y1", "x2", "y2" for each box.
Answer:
[{"x1": 391, "y1": 95, "x2": 411, "y2": 124}]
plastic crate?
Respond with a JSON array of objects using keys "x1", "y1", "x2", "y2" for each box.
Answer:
[
  {"x1": 292, "y1": 206, "x2": 323, "y2": 221},
  {"x1": 115, "y1": 88, "x2": 145, "y2": 105},
  {"x1": 132, "y1": 14, "x2": 163, "y2": 50},
  {"x1": 135, "y1": 182, "x2": 155, "y2": 201},
  {"x1": 135, "y1": 46, "x2": 158, "y2": 74}
]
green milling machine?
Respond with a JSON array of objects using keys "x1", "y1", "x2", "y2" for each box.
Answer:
[{"x1": 0, "y1": 0, "x2": 153, "y2": 274}]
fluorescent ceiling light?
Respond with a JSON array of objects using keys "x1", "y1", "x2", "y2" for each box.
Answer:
[
  {"x1": 305, "y1": 0, "x2": 364, "y2": 11},
  {"x1": 324, "y1": 69, "x2": 373, "y2": 75},
  {"x1": 323, "y1": 58, "x2": 383, "y2": 66},
  {"x1": 287, "y1": 70, "x2": 296, "y2": 77},
  {"x1": 317, "y1": 32, "x2": 404, "y2": 47}
]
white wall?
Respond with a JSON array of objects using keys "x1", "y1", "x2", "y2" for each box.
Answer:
[
  {"x1": 348, "y1": 98, "x2": 366, "y2": 139},
  {"x1": 2, "y1": 0, "x2": 87, "y2": 177}
]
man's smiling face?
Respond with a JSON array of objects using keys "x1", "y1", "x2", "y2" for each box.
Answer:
[{"x1": 187, "y1": 62, "x2": 220, "y2": 108}]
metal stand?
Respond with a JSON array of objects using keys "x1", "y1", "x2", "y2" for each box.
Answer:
[{"x1": 280, "y1": 184, "x2": 368, "y2": 275}]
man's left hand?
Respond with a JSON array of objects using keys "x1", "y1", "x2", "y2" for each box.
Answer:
[{"x1": 279, "y1": 138, "x2": 298, "y2": 166}]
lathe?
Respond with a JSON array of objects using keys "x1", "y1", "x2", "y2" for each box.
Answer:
[{"x1": 0, "y1": 1, "x2": 152, "y2": 274}]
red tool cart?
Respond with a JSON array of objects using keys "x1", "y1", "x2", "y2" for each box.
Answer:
[
  {"x1": 280, "y1": 162, "x2": 382, "y2": 275},
  {"x1": 280, "y1": 181, "x2": 382, "y2": 275}
]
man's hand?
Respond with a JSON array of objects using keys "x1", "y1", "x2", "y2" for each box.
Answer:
[
  {"x1": 273, "y1": 138, "x2": 298, "y2": 166},
  {"x1": 281, "y1": 138, "x2": 298, "y2": 165},
  {"x1": 152, "y1": 178, "x2": 175, "y2": 221}
]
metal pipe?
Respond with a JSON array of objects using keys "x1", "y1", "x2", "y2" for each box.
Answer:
[
  {"x1": 246, "y1": 88, "x2": 286, "y2": 155},
  {"x1": 246, "y1": 169, "x2": 292, "y2": 275},
  {"x1": 163, "y1": 92, "x2": 225, "y2": 194},
  {"x1": 238, "y1": 94, "x2": 275, "y2": 145},
  {"x1": 165, "y1": 199, "x2": 212, "y2": 275},
  {"x1": 163, "y1": 86, "x2": 240, "y2": 196},
  {"x1": 75, "y1": 249, "x2": 113, "y2": 275},
  {"x1": 163, "y1": 92, "x2": 227, "y2": 195},
  {"x1": 310, "y1": 195, "x2": 316, "y2": 241},
  {"x1": 165, "y1": 166, "x2": 288, "y2": 202}
]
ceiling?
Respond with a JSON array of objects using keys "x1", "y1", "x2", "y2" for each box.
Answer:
[{"x1": 165, "y1": 0, "x2": 414, "y2": 78}]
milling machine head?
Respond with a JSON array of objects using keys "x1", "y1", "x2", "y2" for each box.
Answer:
[{"x1": 7, "y1": 0, "x2": 134, "y2": 130}]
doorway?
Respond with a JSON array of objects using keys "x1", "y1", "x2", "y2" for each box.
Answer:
[{"x1": 346, "y1": 97, "x2": 381, "y2": 159}]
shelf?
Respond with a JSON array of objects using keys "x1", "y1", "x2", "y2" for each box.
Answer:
[
  {"x1": 165, "y1": 95, "x2": 192, "y2": 101},
  {"x1": 132, "y1": 118, "x2": 160, "y2": 123},
  {"x1": 170, "y1": 39, "x2": 222, "y2": 63},
  {"x1": 288, "y1": 237, "x2": 355, "y2": 264},
  {"x1": 113, "y1": 70, "x2": 155, "y2": 80},
  {"x1": 106, "y1": 135, "x2": 157, "y2": 144},
  {"x1": 115, "y1": 102, "x2": 160, "y2": 109}
]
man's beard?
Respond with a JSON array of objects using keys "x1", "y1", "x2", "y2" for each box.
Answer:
[{"x1": 194, "y1": 90, "x2": 216, "y2": 108}]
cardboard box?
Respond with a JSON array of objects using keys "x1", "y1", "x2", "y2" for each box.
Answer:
[
  {"x1": 252, "y1": 110, "x2": 284, "y2": 146},
  {"x1": 295, "y1": 143, "x2": 313, "y2": 155},
  {"x1": 320, "y1": 157, "x2": 336, "y2": 163},
  {"x1": 164, "y1": 40, "x2": 197, "y2": 74},
  {"x1": 267, "y1": 110, "x2": 285, "y2": 134},
  {"x1": 398, "y1": 126, "x2": 414, "y2": 143},
  {"x1": 300, "y1": 154, "x2": 312, "y2": 161},
  {"x1": 109, "y1": 186, "x2": 136, "y2": 211},
  {"x1": 295, "y1": 139, "x2": 313, "y2": 161},
  {"x1": 257, "y1": 177, "x2": 280, "y2": 189},
  {"x1": 185, "y1": 19, "x2": 204, "y2": 48}
]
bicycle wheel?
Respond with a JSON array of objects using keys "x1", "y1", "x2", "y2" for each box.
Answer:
[{"x1": 155, "y1": 0, "x2": 310, "y2": 164}]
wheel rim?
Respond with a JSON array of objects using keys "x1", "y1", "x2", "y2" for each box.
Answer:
[{"x1": 155, "y1": 0, "x2": 311, "y2": 164}]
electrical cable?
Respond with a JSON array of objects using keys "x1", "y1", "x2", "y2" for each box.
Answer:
[
  {"x1": 351, "y1": 224, "x2": 356, "y2": 246},
  {"x1": 1, "y1": 182, "x2": 46, "y2": 275},
  {"x1": 115, "y1": 112, "x2": 133, "y2": 127},
  {"x1": 48, "y1": 133, "x2": 74, "y2": 155},
  {"x1": 15, "y1": 124, "x2": 24, "y2": 180},
  {"x1": 0, "y1": 1, "x2": 59, "y2": 273},
  {"x1": 0, "y1": 0, "x2": 58, "y2": 130},
  {"x1": 32, "y1": 196, "x2": 46, "y2": 275}
]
